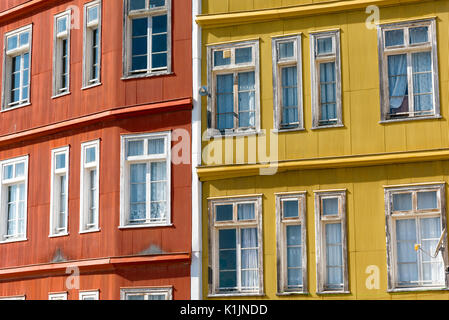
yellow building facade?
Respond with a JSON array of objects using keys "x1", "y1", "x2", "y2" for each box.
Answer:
[{"x1": 197, "y1": 0, "x2": 449, "y2": 299}]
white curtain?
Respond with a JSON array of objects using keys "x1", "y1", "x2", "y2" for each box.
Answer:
[
  {"x1": 238, "y1": 71, "x2": 255, "y2": 128},
  {"x1": 410, "y1": 26, "x2": 428, "y2": 44},
  {"x1": 388, "y1": 54, "x2": 408, "y2": 110},
  {"x1": 317, "y1": 37, "x2": 332, "y2": 55},
  {"x1": 150, "y1": 162, "x2": 167, "y2": 220},
  {"x1": 326, "y1": 223, "x2": 343, "y2": 287},
  {"x1": 396, "y1": 219, "x2": 418, "y2": 284},
  {"x1": 128, "y1": 140, "x2": 144, "y2": 157},
  {"x1": 237, "y1": 203, "x2": 255, "y2": 221},
  {"x1": 241, "y1": 228, "x2": 259, "y2": 289},
  {"x1": 323, "y1": 198, "x2": 338, "y2": 216},
  {"x1": 393, "y1": 193, "x2": 412, "y2": 211},
  {"x1": 420, "y1": 217, "x2": 444, "y2": 285},
  {"x1": 279, "y1": 42, "x2": 294, "y2": 59},
  {"x1": 287, "y1": 225, "x2": 302, "y2": 287},
  {"x1": 148, "y1": 138, "x2": 165, "y2": 155},
  {"x1": 412, "y1": 51, "x2": 433, "y2": 112},
  {"x1": 281, "y1": 66, "x2": 298, "y2": 125},
  {"x1": 417, "y1": 191, "x2": 437, "y2": 210},
  {"x1": 216, "y1": 74, "x2": 234, "y2": 130},
  {"x1": 319, "y1": 62, "x2": 336, "y2": 121},
  {"x1": 130, "y1": 163, "x2": 147, "y2": 221}
]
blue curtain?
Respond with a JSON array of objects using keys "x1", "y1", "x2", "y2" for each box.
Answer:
[
  {"x1": 410, "y1": 27, "x2": 428, "y2": 44},
  {"x1": 388, "y1": 54, "x2": 408, "y2": 111}
]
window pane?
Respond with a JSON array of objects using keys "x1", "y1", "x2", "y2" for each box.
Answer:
[
  {"x1": 288, "y1": 268, "x2": 302, "y2": 287},
  {"x1": 3, "y1": 165, "x2": 13, "y2": 180},
  {"x1": 55, "y1": 153, "x2": 66, "y2": 170},
  {"x1": 127, "y1": 294, "x2": 145, "y2": 300},
  {"x1": 219, "y1": 228, "x2": 236, "y2": 249},
  {"x1": 319, "y1": 62, "x2": 336, "y2": 123},
  {"x1": 385, "y1": 29, "x2": 404, "y2": 47},
  {"x1": 393, "y1": 193, "x2": 412, "y2": 211},
  {"x1": 323, "y1": 198, "x2": 339, "y2": 216},
  {"x1": 216, "y1": 74, "x2": 234, "y2": 130},
  {"x1": 216, "y1": 204, "x2": 233, "y2": 222},
  {"x1": 152, "y1": 53, "x2": 167, "y2": 69},
  {"x1": 235, "y1": 47, "x2": 252, "y2": 64},
  {"x1": 19, "y1": 32, "x2": 29, "y2": 46},
  {"x1": 152, "y1": 15, "x2": 167, "y2": 34},
  {"x1": 317, "y1": 37, "x2": 333, "y2": 55},
  {"x1": 152, "y1": 34, "x2": 167, "y2": 53},
  {"x1": 237, "y1": 203, "x2": 255, "y2": 220},
  {"x1": 412, "y1": 51, "x2": 433, "y2": 112},
  {"x1": 128, "y1": 140, "x2": 144, "y2": 157},
  {"x1": 286, "y1": 225, "x2": 301, "y2": 246},
  {"x1": 214, "y1": 50, "x2": 231, "y2": 67},
  {"x1": 150, "y1": 0, "x2": 165, "y2": 8},
  {"x1": 57, "y1": 16, "x2": 68, "y2": 34},
  {"x1": 238, "y1": 71, "x2": 255, "y2": 128},
  {"x1": 396, "y1": 219, "x2": 418, "y2": 284},
  {"x1": 417, "y1": 191, "x2": 437, "y2": 210},
  {"x1": 283, "y1": 200, "x2": 299, "y2": 218},
  {"x1": 7, "y1": 35, "x2": 18, "y2": 51},
  {"x1": 130, "y1": 163, "x2": 146, "y2": 222},
  {"x1": 148, "y1": 138, "x2": 165, "y2": 155},
  {"x1": 388, "y1": 54, "x2": 408, "y2": 114},
  {"x1": 241, "y1": 228, "x2": 259, "y2": 289},
  {"x1": 87, "y1": 6, "x2": 99, "y2": 24},
  {"x1": 85, "y1": 146, "x2": 96, "y2": 163},
  {"x1": 326, "y1": 223, "x2": 342, "y2": 244},
  {"x1": 132, "y1": 18, "x2": 148, "y2": 37},
  {"x1": 409, "y1": 26, "x2": 428, "y2": 44},
  {"x1": 130, "y1": 0, "x2": 146, "y2": 10},
  {"x1": 325, "y1": 223, "x2": 343, "y2": 287},
  {"x1": 281, "y1": 66, "x2": 298, "y2": 126},
  {"x1": 218, "y1": 228, "x2": 237, "y2": 288},
  {"x1": 14, "y1": 162, "x2": 24, "y2": 178},
  {"x1": 279, "y1": 41, "x2": 294, "y2": 59}
]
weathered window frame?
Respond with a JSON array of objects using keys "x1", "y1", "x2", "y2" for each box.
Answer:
[
  {"x1": 48, "y1": 292, "x2": 67, "y2": 300},
  {"x1": 122, "y1": 0, "x2": 172, "y2": 79},
  {"x1": 275, "y1": 192, "x2": 308, "y2": 295},
  {"x1": 314, "y1": 189, "x2": 349, "y2": 294},
  {"x1": 49, "y1": 146, "x2": 70, "y2": 237},
  {"x1": 310, "y1": 30, "x2": 343, "y2": 129},
  {"x1": 82, "y1": 0, "x2": 102, "y2": 89},
  {"x1": 79, "y1": 290, "x2": 99, "y2": 300},
  {"x1": 272, "y1": 34, "x2": 303, "y2": 132},
  {"x1": 52, "y1": 10, "x2": 71, "y2": 98},
  {"x1": 119, "y1": 131, "x2": 171, "y2": 229},
  {"x1": 377, "y1": 18, "x2": 440, "y2": 122},
  {"x1": 384, "y1": 182, "x2": 448, "y2": 292},
  {"x1": 79, "y1": 140, "x2": 100, "y2": 233},
  {"x1": 1, "y1": 24, "x2": 33, "y2": 111},
  {"x1": 120, "y1": 287, "x2": 172, "y2": 300},
  {"x1": 206, "y1": 40, "x2": 261, "y2": 138},
  {"x1": 208, "y1": 195, "x2": 264, "y2": 297},
  {"x1": 0, "y1": 155, "x2": 28, "y2": 244},
  {"x1": 0, "y1": 295, "x2": 26, "y2": 300}
]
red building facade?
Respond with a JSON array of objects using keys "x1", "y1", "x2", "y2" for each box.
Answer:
[{"x1": 0, "y1": 0, "x2": 192, "y2": 300}]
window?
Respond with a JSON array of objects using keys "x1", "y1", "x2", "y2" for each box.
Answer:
[
  {"x1": 120, "y1": 132, "x2": 171, "y2": 228},
  {"x1": 120, "y1": 287, "x2": 172, "y2": 300},
  {"x1": 2, "y1": 25, "x2": 32, "y2": 110},
  {"x1": 48, "y1": 292, "x2": 67, "y2": 300},
  {"x1": 314, "y1": 190, "x2": 348, "y2": 293},
  {"x1": 207, "y1": 40, "x2": 260, "y2": 136},
  {"x1": 275, "y1": 192, "x2": 307, "y2": 294},
  {"x1": 123, "y1": 0, "x2": 171, "y2": 78},
  {"x1": 0, "y1": 156, "x2": 28, "y2": 243},
  {"x1": 80, "y1": 140, "x2": 100, "y2": 232},
  {"x1": 208, "y1": 195, "x2": 263, "y2": 296},
  {"x1": 83, "y1": 0, "x2": 102, "y2": 88},
  {"x1": 53, "y1": 10, "x2": 71, "y2": 97},
  {"x1": 50, "y1": 147, "x2": 69, "y2": 236},
  {"x1": 385, "y1": 183, "x2": 448, "y2": 291},
  {"x1": 272, "y1": 34, "x2": 303, "y2": 131},
  {"x1": 79, "y1": 290, "x2": 99, "y2": 300},
  {"x1": 378, "y1": 19, "x2": 439, "y2": 121},
  {"x1": 0, "y1": 295, "x2": 25, "y2": 300},
  {"x1": 310, "y1": 30, "x2": 342, "y2": 128}
]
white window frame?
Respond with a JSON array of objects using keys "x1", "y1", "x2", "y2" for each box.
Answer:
[
  {"x1": 384, "y1": 183, "x2": 448, "y2": 292},
  {"x1": 120, "y1": 131, "x2": 171, "y2": 228},
  {"x1": 80, "y1": 140, "x2": 100, "y2": 233},
  {"x1": 120, "y1": 287, "x2": 172, "y2": 300},
  {"x1": 0, "y1": 155, "x2": 28, "y2": 244},
  {"x1": 122, "y1": 0, "x2": 172, "y2": 79},
  {"x1": 377, "y1": 18, "x2": 439, "y2": 122},
  {"x1": 1, "y1": 24, "x2": 33, "y2": 111},
  {"x1": 0, "y1": 295, "x2": 25, "y2": 300},
  {"x1": 49, "y1": 146, "x2": 70, "y2": 237},
  {"x1": 52, "y1": 10, "x2": 71, "y2": 98},
  {"x1": 79, "y1": 290, "x2": 99, "y2": 300},
  {"x1": 206, "y1": 40, "x2": 261, "y2": 138},
  {"x1": 272, "y1": 34, "x2": 303, "y2": 132},
  {"x1": 208, "y1": 195, "x2": 264, "y2": 297},
  {"x1": 48, "y1": 292, "x2": 67, "y2": 300},
  {"x1": 310, "y1": 30, "x2": 343, "y2": 129},
  {"x1": 275, "y1": 192, "x2": 307, "y2": 295},
  {"x1": 82, "y1": 0, "x2": 102, "y2": 89},
  {"x1": 314, "y1": 189, "x2": 349, "y2": 294}
]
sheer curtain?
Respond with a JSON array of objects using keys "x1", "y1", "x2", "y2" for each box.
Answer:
[
  {"x1": 325, "y1": 223, "x2": 343, "y2": 288},
  {"x1": 412, "y1": 51, "x2": 433, "y2": 112},
  {"x1": 241, "y1": 228, "x2": 259, "y2": 289},
  {"x1": 216, "y1": 74, "x2": 234, "y2": 130},
  {"x1": 396, "y1": 219, "x2": 418, "y2": 284},
  {"x1": 150, "y1": 161, "x2": 167, "y2": 221},
  {"x1": 387, "y1": 54, "x2": 408, "y2": 111},
  {"x1": 281, "y1": 66, "x2": 298, "y2": 125},
  {"x1": 286, "y1": 225, "x2": 302, "y2": 287},
  {"x1": 238, "y1": 71, "x2": 255, "y2": 128},
  {"x1": 420, "y1": 217, "x2": 444, "y2": 285},
  {"x1": 130, "y1": 163, "x2": 147, "y2": 222},
  {"x1": 319, "y1": 62, "x2": 336, "y2": 121},
  {"x1": 237, "y1": 203, "x2": 255, "y2": 220}
]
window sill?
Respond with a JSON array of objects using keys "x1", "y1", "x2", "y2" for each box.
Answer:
[
  {"x1": 0, "y1": 237, "x2": 27, "y2": 244},
  {"x1": 276, "y1": 291, "x2": 309, "y2": 296},
  {"x1": 204, "y1": 129, "x2": 261, "y2": 140},
  {"x1": 48, "y1": 232, "x2": 69, "y2": 238},
  {"x1": 119, "y1": 223, "x2": 173, "y2": 230},
  {"x1": 388, "y1": 286, "x2": 448, "y2": 293},
  {"x1": 208, "y1": 292, "x2": 265, "y2": 298},
  {"x1": 316, "y1": 290, "x2": 351, "y2": 295},
  {"x1": 311, "y1": 123, "x2": 344, "y2": 130},
  {"x1": 81, "y1": 82, "x2": 102, "y2": 90},
  {"x1": 79, "y1": 228, "x2": 101, "y2": 234},
  {"x1": 121, "y1": 71, "x2": 173, "y2": 80},
  {"x1": 273, "y1": 127, "x2": 305, "y2": 134},
  {"x1": 379, "y1": 115, "x2": 442, "y2": 124},
  {"x1": 51, "y1": 92, "x2": 71, "y2": 99},
  {"x1": 1, "y1": 102, "x2": 31, "y2": 113}
]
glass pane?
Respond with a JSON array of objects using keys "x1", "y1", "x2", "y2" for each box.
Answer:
[
  {"x1": 152, "y1": 34, "x2": 167, "y2": 53},
  {"x1": 7, "y1": 35, "x2": 18, "y2": 51},
  {"x1": 286, "y1": 225, "x2": 301, "y2": 246},
  {"x1": 150, "y1": 0, "x2": 165, "y2": 8},
  {"x1": 241, "y1": 228, "x2": 258, "y2": 248},
  {"x1": 150, "y1": 162, "x2": 166, "y2": 181},
  {"x1": 237, "y1": 203, "x2": 255, "y2": 221},
  {"x1": 385, "y1": 29, "x2": 404, "y2": 47},
  {"x1": 421, "y1": 217, "x2": 441, "y2": 239},
  {"x1": 130, "y1": 163, "x2": 146, "y2": 183},
  {"x1": 85, "y1": 146, "x2": 96, "y2": 163},
  {"x1": 235, "y1": 47, "x2": 252, "y2": 64},
  {"x1": 396, "y1": 219, "x2": 418, "y2": 284},
  {"x1": 388, "y1": 54, "x2": 408, "y2": 114},
  {"x1": 216, "y1": 204, "x2": 233, "y2": 221},
  {"x1": 57, "y1": 16, "x2": 68, "y2": 34},
  {"x1": 153, "y1": 15, "x2": 167, "y2": 34},
  {"x1": 323, "y1": 197, "x2": 339, "y2": 216},
  {"x1": 326, "y1": 223, "x2": 342, "y2": 245},
  {"x1": 219, "y1": 229, "x2": 236, "y2": 250},
  {"x1": 19, "y1": 32, "x2": 29, "y2": 46},
  {"x1": 279, "y1": 41, "x2": 294, "y2": 59},
  {"x1": 130, "y1": 0, "x2": 146, "y2": 10},
  {"x1": 283, "y1": 200, "x2": 299, "y2": 218},
  {"x1": 148, "y1": 138, "x2": 165, "y2": 155},
  {"x1": 317, "y1": 37, "x2": 333, "y2": 55},
  {"x1": 127, "y1": 294, "x2": 145, "y2": 300},
  {"x1": 132, "y1": 56, "x2": 147, "y2": 71},
  {"x1": 219, "y1": 271, "x2": 237, "y2": 289},
  {"x1": 238, "y1": 71, "x2": 255, "y2": 128},
  {"x1": 55, "y1": 153, "x2": 66, "y2": 170},
  {"x1": 132, "y1": 18, "x2": 148, "y2": 37},
  {"x1": 23, "y1": 53, "x2": 30, "y2": 70},
  {"x1": 148, "y1": 294, "x2": 166, "y2": 300},
  {"x1": 409, "y1": 26, "x2": 428, "y2": 44},
  {"x1": 393, "y1": 193, "x2": 412, "y2": 211},
  {"x1": 214, "y1": 50, "x2": 231, "y2": 67},
  {"x1": 287, "y1": 268, "x2": 302, "y2": 287},
  {"x1": 132, "y1": 37, "x2": 147, "y2": 56},
  {"x1": 281, "y1": 66, "x2": 298, "y2": 125},
  {"x1": 87, "y1": 6, "x2": 99, "y2": 23},
  {"x1": 417, "y1": 191, "x2": 437, "y2": 210},
  {"x1": 128, "y1": 140, "x2": 144, "y2": 157},
  {"x1": 216, "y1": 74, "x2": 234, "y2": 130},
  {"x1": 152, "y1": 53, "x2": 167, "y2": 69},
  {"x1": 3, "y1": 164, "x2": 13, "y2": 180},
  {"x1": 14, "y1": 162, "x2": 24, "y2": 178}
]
